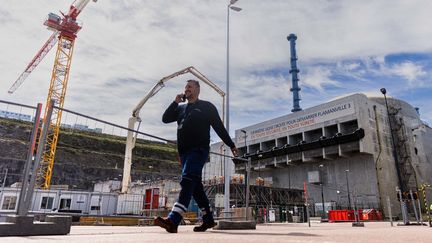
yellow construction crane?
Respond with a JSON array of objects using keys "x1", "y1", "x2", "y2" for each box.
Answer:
[{"x1": 8, "y1": 0, "x2": 97, "y2": 189}]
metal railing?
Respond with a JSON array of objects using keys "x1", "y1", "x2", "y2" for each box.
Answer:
[{"x1": 0, "y1": 99, "x2": 180, "y2": 218}]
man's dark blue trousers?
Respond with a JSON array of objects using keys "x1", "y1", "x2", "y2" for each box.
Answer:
[{"x1": 168, "y1": 147, "x2": 214, "y2": 225}]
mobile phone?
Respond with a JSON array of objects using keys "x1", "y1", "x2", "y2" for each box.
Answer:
[{"x1": 181, "y1": 94, "x2": 186, "y2": 102}]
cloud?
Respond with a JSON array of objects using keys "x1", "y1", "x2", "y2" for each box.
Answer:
[
  {"x1": 301, "y1": 67, "x2": 340, "y2": 92},
  {"x1": 1, "y1": 0, "x2": 432, "y2": 142},
  {"x1": 341, "y1": 62, "x2": 361, "y2": 72},
  {"x1": 360, "y1": 57, "x2": 428, "y2": 87},
  {"x1": 389, "y1": 61, "x2": 426, "y2": 85}
]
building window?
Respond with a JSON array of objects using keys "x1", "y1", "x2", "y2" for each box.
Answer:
[
  {"x1": 59, "y1": 198, "x2": 72, "y2": 210},
  {"x1": 91, "y1": 206, "x2": 100, "y2": 211},
  {"x1": 41, "y1": 196, "x2": 55, "y2": 210},
  {"x1": 2, "y1": 196, "x2": 17, "y2": 210}
]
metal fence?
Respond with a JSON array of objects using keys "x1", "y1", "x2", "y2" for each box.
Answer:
[
  {"x1": 0, "y1": 99, "x2": 394, "y2": 222},
  {"x1": 0, "y1": 99, "x2": 181, "y2": 218}
]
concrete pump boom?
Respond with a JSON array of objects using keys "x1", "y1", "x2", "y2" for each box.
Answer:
[{"x1": 121, "y1": 66, "x2": 225, "y2": 193}]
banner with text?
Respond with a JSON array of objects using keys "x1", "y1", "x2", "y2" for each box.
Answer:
[{"x1": 238, "y1": 101, "x2": 355, "y2": 143}]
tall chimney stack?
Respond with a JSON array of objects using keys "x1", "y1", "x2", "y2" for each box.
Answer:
[{"x1": 287, "y1": 33, "x2": 302, "y2": 112}]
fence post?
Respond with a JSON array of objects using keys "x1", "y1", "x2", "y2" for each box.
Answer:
[
  {"x1": 387, "y1": 196, "x2": 393, "y2": 227},
  {"x1": 409, "y1": 190, "x2": 419, "y2": 223},
  {"x1": 16, "y1": 103, "x2": 43, "y2": 216},
  {"x1": 20, "y1": 101, "x2": 54, "y2": 215}
]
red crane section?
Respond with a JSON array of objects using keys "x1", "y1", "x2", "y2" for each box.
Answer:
[{"x1": 8, "y1": 0, "x2": 96, "y2": 94}]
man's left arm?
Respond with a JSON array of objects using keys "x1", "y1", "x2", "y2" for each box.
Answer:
[{"x1": 208, "y1": 103, "x2": 238, "y2": 156}]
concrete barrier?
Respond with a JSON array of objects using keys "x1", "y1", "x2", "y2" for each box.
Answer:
[{"x1": 0, "y1": 215, "x2": 72, "y2": 236}]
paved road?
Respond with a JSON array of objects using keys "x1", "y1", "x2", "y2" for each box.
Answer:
[{"x1": 3, "y1": 222, "x2": 432, "y2": 243}]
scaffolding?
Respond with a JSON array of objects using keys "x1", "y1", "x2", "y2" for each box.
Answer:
[
  {"x1": 204, "y1": 183, "x2": 304, "y2": 211},
  {"x1": 388, "y1": 105, "x2": 417, "y2": 191}
]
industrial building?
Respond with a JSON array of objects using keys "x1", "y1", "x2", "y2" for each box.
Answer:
[{"x1": 205, "y1": 93, "x2": 432, "y2": 218}]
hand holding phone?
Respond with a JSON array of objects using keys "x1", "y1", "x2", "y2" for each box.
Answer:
[{"x1": 175, "y1": 93, "x2": 186, "y2": 103}]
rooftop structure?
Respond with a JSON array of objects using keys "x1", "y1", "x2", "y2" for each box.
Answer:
[{"x1": 0, "y1": 110, "x2": 31, "y2": 122}]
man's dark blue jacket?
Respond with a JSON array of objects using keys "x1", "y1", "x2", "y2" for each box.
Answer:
[{"x1": 162, "y1": 99, "x2": 235, "y2": 155}]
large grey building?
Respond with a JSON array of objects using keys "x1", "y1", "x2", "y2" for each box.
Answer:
[{"x1": 206, "y1": 93, "x2": 431, "y2": 216}]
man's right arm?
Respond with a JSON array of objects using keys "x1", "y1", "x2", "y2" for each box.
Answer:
[{"x1": 162, "y1": 102, "x2": 179, "y2": 123}]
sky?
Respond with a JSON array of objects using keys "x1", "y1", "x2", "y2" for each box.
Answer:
[{"x1": 1, "y1": 0, "x2": 432, "y2": 143}]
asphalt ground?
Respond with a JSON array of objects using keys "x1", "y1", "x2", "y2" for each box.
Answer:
[{"x1": 2, "y1": 221, "x2": 432, "y2": 243}]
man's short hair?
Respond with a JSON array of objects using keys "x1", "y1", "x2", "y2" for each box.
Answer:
[{"x1": 187, "y1": 79, "x2": 200, "y2": 88}]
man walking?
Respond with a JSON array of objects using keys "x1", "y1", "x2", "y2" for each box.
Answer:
[{"x1": 155, "y1": 79, "x2": 238, "y2": 233}]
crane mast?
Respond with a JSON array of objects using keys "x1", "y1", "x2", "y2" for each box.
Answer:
[
  {"x1": 37, "y1": 34, "x2": 75, "y2": 189},
  {"x1": 8, "y1": 0, "x2": 97, "y2": 189}
]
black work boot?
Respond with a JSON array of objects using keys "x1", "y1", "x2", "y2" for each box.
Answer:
[
  {"x1": 154, "y1": 217, "x2": 178, "y2": 233},
  {"x1": 193, "y1": 221, "x2": 217, "y2": 232}
]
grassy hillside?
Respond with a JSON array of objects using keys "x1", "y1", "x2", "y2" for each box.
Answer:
[{"x1": 0, "y1": 117, "x2": 180, "y2": 190}]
